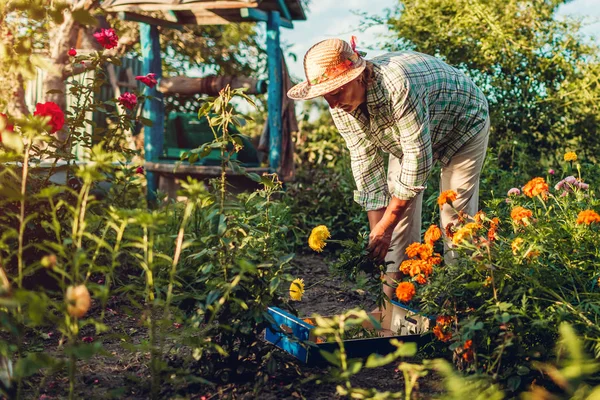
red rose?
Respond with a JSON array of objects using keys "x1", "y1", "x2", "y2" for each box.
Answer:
[
  {"x1": 93, "y1": 28, "x2": 119, "y2": 50},
  {"x1": 0, "y1": 113, "x2": 14, "y2": 132},
  {"x1": 68, "y1": 48, "x2": 77, "y2": 57},
  {"x1": 118, "y1": 92, "x2": 137, "y2": 110},
  {"x1": 33, "y1": 102, "x2": 65, "y2": 133},
  {"x1": 135, "y1": 73, "x2": 158, "y2": 88},
  {"x1": 135, "y1": 166, "x2": 144, "y2": 174}
]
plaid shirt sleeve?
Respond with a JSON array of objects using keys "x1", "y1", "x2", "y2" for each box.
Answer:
[
  {"x1": 331, "y1": 115, "x2": 390, "y2": 211},
  {"x1": 389, "y1": 84, "x2": 432, "y2": 200}
]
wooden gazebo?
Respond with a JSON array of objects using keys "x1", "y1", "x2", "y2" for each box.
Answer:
[{"x1": 102, "y1": 0, "x2": 307, "y2": 200}]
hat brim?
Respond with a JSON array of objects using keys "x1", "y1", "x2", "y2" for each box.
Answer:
[{"x1": 287, "y1": 59, "x2": 366, "y2": 101}]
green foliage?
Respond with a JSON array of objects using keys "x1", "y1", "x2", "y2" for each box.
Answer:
[
  {"x1": 418, "y1": 162, "x2": 600, "y2": 393},
  {"x1": 375, "y1": 0, "x2": 600, "y2": 164}
]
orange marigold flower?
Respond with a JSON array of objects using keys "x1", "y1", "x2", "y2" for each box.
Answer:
[
  {"x1": 420, "y1": 261, "x2": 434, "y2": 277},
  {"x1": 415, "y1": 274, "x2": 428, "y2": 284},
  {"x1": 400, "y1": 259, "x2": 431, "y2": 277},
  {"x1": 483, "y1": 276, "x2": 493, "y2": 287},
  {"x1": 523, "y1": 177, "x2": 549, "y2": 199},
  {"x1": 424, "y1": 225, "x2": 442, "y2": 246},
  {"x1": 418, "y1": 244, "x2": 434, "y2": 260},
  {"x1": 405, "y1": 242, "x2": 422, "y2": 259},
  {"x1": 511, "y1": 206, "x2": 533, "y2": 225},
  {"x1": 474, "y1": 210, "x2": 486, "y2": 224},
  {"x1": 526, "y1": 249, "x2": 540, "y2": 259},
  {"x1": 576, "y1": 210, "x2": 600, "y2": 225},
  {"x1": 428, "y1": 255, "x2": 442, "y2": 266},
  {"x1": 395, "y1": 282, "x2": 416, "y2": 303},
  {"x1": 433, "y1": 325, "x2": 452, "y2": 342},
  {"x1": 445, "y1": 222, "x2": 454, "y2": 239},
  {"x1": 438, "y1": 190, "x2": 458, "y2": 209},
  {"x1": 461, "y1": 340, "x2": 474, "y2": 362},
  {"x1": 487, "y1": 218, "x2": 500, "y2": 242},
  {"x1": 436, "y1": 316, "x2": 452, "y2": 326}
]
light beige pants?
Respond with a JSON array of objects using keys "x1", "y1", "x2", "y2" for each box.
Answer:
[{"x1": 384, "y1": 118, "x2": 491, "y2": 272}]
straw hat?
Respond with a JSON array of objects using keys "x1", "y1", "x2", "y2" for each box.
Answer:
[{"x1": 287, "y1": 38, "x2": 366, "y2": 100}]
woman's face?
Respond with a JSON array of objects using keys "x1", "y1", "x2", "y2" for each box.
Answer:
[{"x1": 323, "y1": 76, "x2": 366, "y2": 113}]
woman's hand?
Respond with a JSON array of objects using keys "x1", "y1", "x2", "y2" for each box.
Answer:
[
  {"x1": 368, "y1": 221, "x2": 394, "y2": 262},
  {"x1": 366, "y1": 197, "x2": 410, "y2": 262}
]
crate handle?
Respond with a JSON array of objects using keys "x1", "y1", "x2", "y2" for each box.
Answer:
[{"x1": 280, "y1": 323, "x2": 293, "y2": 334}]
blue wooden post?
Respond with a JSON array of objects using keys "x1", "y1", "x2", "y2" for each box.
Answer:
[
  {"x1": 139, "y1": 23, "x2": 164, "y2": 204},
  {"x1": 266, "y1": 11, "x2": 282, "y2": 172}
]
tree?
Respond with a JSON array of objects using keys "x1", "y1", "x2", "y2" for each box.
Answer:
[{"x1": 365, "y1": 0, "x2": 600, "y2": 167}]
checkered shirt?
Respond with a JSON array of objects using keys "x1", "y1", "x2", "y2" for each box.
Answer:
[{"x1": 330, "y1": 51, "x2": 489, "y2": 211}]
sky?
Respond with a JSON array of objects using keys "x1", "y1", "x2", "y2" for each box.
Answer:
[{"x1": 280, "y1": 0, "x2": 600, "y2": 81}]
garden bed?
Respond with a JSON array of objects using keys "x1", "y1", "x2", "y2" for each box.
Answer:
[{"x1": 20, "y1": 254, "x2": 443, "y2": 399}]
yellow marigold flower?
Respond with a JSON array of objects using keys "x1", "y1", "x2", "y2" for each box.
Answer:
[
  {"x1": 66, "y1": 285, "x2": 91, "y2": 318},
  {"x1": 576, "y1": 210, "x2": 600, "y2": 225},
  {"x1": 289, "y1": 278, "x2": 305, "y2": 301},
  {"x1": 308, "y1": 225, "x2": 331, "y2": 252},
  {"x1": 564, "y1": 151, "x2": 577, "y2": 162},
  {"x1": 452, "y1": 222, "x2": 480, "y2": 245},
  {"x1": 511, "y1": 238, "x2": 524, "y2": 255},
  {"x1": 523, "y1": 177, "x2": 549, "y2": 199},
  {"x1": 511, "y1": 206, "x2": 533, "y2": 225},
  {"x1": 437, "y1": 190, "x2": 458, "y2": 209},
  {"x1": 424, "y1": 225, "x2": 442, "y2": 246},
  {"x1": 395, "y1": 282, "x2": 416, "y2": 303}
]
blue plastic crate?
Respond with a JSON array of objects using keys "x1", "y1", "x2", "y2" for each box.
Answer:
[{"x1": 265, "y1": 301, "x2": 434, "y2": 365}]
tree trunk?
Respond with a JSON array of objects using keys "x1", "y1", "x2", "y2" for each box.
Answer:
[{"x1": 43, "y1": 0, "x2": 101, "y2": 141}]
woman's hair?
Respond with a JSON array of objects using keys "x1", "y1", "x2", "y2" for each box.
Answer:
[{"x1": 361, "y1": 61, "x2": 375, "y2": 85}]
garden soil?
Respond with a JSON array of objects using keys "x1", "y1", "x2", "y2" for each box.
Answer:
[{"x1": 21, "y1": 254, "x2": 443, "y2": 400}]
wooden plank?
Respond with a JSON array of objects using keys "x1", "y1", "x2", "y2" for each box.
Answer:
[
  {"x1": 106, "y1": 1, "x2": 259, "y2": 12},
  {"x1": 158, "y1": 76, "x2": 267, "y2": 95},
  {"x1": 240, "y1": 7, "x2": 292, "y2": 28},
  {"x1": 275, "y1": 0, "x2": 291, "y2": 21},
  {"x1": 145, "y1": 162, "x2": 269, "y2": 176},
  {"x1": 118, "y1": 11, "x2": 184, "y2": 30},
  {"x1": 266, "y1": 11, "x2": 282, "y2": 172},
  {"x1": 140, "y1": 23, "x2": 165, "y2": 204}
]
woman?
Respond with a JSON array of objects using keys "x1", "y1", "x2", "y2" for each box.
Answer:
[{"x1": 288, "y1": 38, "x2": 490, "y2": 302}]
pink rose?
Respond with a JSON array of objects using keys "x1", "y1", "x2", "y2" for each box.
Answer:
[
  {"x1": 68, "y1": 48, "x2": 77, "y2": 57},
  {"x1": 135, "y1": 73, "x2": 158, "y2": 88},
  {"x1": 33, "y1": 102, "x2": 65, "y2": 133},
  {"x1": 93, "y1": 28, "x2": 119, "y2": 50},
  {"x1": 507, "y1": 187, "x2": 521, "y2": 196},
  {"x1": 118, "y1": 92, "x2": 137, "y2": 110}
]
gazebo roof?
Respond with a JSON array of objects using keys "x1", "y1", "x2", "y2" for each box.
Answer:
[{"x1": 102, "y1": 0, "x2": 306, "y2": 27}]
